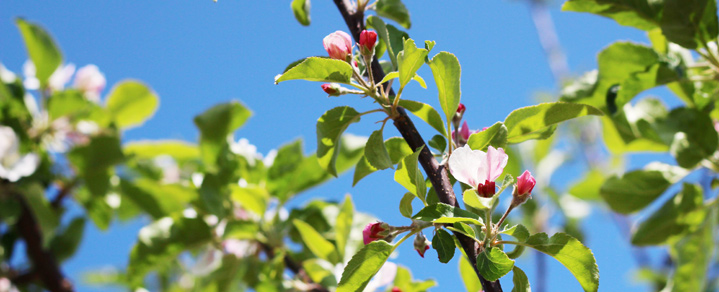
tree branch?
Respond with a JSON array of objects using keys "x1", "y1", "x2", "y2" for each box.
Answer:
[{"x1": 330, "y1": 1, "x2": 503, "y2": 291}]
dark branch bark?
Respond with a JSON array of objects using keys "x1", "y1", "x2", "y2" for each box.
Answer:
[
  {"x1": 330, "y1": 1, "x2": 503, "y2": 291},
  {"x1": 13, "y1": 193, "x2": 74, "y2": 292}
]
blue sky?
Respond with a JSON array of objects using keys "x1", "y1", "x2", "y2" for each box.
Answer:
[{"x1": 1, "y1": 1, "x2": 665, "y2": 291}]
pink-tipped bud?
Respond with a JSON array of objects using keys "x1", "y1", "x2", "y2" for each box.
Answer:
[
  {"x1": 323, "y1": 31, "x2": 353, "y2": 61},
  {"x1": 453, "y1": 103, "x2": 466, "y2": 128},
  {"x1": 391, "y1": 287, "x2": 402, "y2": 292},
  {"x1": 512, "y1": 170, "x2": 536, "y2": 207},
  {"x1": 363, "y1": 222, "x2": 390, "y2": 245},
  {"x1": 456, "y1": 103, "x2": 466, "y2": 115},
  {"x1": 359, "y1": 30, "x2": 377, "y2": 56},
  {"x1": 413, "y1": 233, "x2": 430, "y2": 258},
  {"x1": 321, "y1": 83, "x2": 341, "y2": 96}
]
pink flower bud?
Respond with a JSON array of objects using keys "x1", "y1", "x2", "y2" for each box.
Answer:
[
  {"x1": 413, "y1": 233, "x2": 430, "y2": 258},
  {"x1": 323, "y1": 31, "x2": 353, "y2": 61},
  {"x1": 321, "y1": 83, "x2": 341, "y2": 96},
  {"x1": 359, "y1": 30, "x2": 377, "y2": 56},
  {"x1": 73, "y1": 64, "x2": 106, "y2": 103},
  {"x1": 456, "y1": 103, "x2": 466, "y2": 115},
  {"x1": 391, "y1": 287, "x2": 402, "y2": 292},
  {"x1": 452, "y1": 103, "x2": 466, "y2": 127},
  {"x1": 363, "y1": 222, "x2": 390, "y2": 245},
  {"x1": 512, "y1": 170, "x2": 536, "y2": 207}
]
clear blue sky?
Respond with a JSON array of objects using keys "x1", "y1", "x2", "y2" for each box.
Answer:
[{"x1": 1, "y1": 1, "x2": 663, "y2": 291}]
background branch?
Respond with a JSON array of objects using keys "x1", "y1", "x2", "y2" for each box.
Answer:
[{"x1": 330, "y1": 1, "x2": 503, "y2": 291}]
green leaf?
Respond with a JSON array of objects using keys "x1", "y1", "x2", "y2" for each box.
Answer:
[
  {"x1": 397, "y1": 39, "x2": 429, "y2": 91},
  {"x1": 120, "y1": 179, "x2": 197, "y2": 219},
  {"x1": 398, "y1": 100, "x2": 447, "y2": 136},
  {"x1": 412, "y1": 203, "x2": 481, "y2": 222},
  {"x1": 366, "y1": 16, "x2": 408, "y2": 70},
  {"x1": 316, "y1": 106, "x2": 361, "y2": 177},
  {"x1": 600, "y1": 163, "x2": 688, "y2": 214},
  {"x1": 106, "y1": 80, "x2": 159, "y2": 129},
  {"x1": 47, "y1": 90, "x2": 103, "y2": 121},
  {"x1": 631, "y1": 183, "x2": 705, "y2": 246},
  {"x1": 452, "y1": 222, "x2": 476, "y2": 238},
  {"x1": 511, "y1": 266, "x2": 531, "y2": 292},
  {"x1": 16, "y1": 18, "x2": 62, "y2": 88},
  {"x1": 502, "y1": 224, "x2": 530, "y2": 242},
  {"x1": 600, "y1": 98, "x2": 670, "y2": 154},
  {"x1": 524, "y1": 233, "x2": 599, "y2": 292},
  {"x1": 428, "y1": 134, "x2": 447, "y2": 153},
  {"x1": 68, "y1": 134, "x2": 124, "y2": 197},
  {"x1": 291, "y1": 0, "x2": 310, "y2": 26},
  {"x1": 428, "y1": 52, "x2": 461, "y2": 132},
  {"x1": 467, "y1": 122, "x2": 508, "y2": 151},
  {"x1": 292, "y1": 219, "x2": 340, "y2": 264},
  {"x1": 504, "y1": 102, "x2": 603, "y2": 143},
  {"x1": 336, "y1": 194, "x2": 354, "y2": 260},
  {"x1": 337, "y1": 240, "x2": 393, "y2": 292},
  {"x1": 222, "y1": 220, "x2": 259, "y2": 240},
  {"x1": 275, "y1": 57, "x2": 353, "y2": 84},
  {"x1": 433, "y1": 216, "x2": 484, "y2": 226},
  {"x1": 50, "y1": 217, "x2": 86, "y2": 262},
  {"x1": 230, "y1": 185, "x2": 269, "y2": 216},
  {"x1": 394, "y1": 147, "x2": 426, "y2": 201},
  {"x1": 198, "y1": 173, "x2": 229, "y2": 217},
  {"x1": 353, "y1": 137, "x2": 412, "y2": 185},
  {"x1": 561, "y1": 0, "x2": 661, "y2": 31},
  {"x1": 660, "y1": 0, "x2": 718, "y2": 49},
  {"x1": 476, "y1": 247, "x2": 515, "y2": 281},
  {"x1": 661, "y1": 108, "x2": 718, "y2": 168},
  {"x1": 463, "y1": 189, "x2": 498, "y2": 211},
  {"x1": 399, "y1": 192, "x2": 414, "y2": 218},
  {"x1": 194, "y1": 101, "x2": 252, "y2": 168},
  {"x1": 460, "y1": 256, "x2": 482, "y2": 292},
  {"x1": 365, "y1": 130, "x2": 393, "y2": 170},
  {"x1": 666, "y1": 206, "x2": 716, "y2": 292},
  {"x1": 432, "y1": 229, "x2": 455, "y2": 263},
  {"x1": 375, "y1": 0, "x2": 411, "y2": 29},
  {"x1": 124, "y1": 140, "x2": 200, "y2": 162},
  {"x1": 568, "y1": 170, "x2": 605, "y2": 200},
  {"x1": 127, "y1": 215, "x2": 213, "y2": 283}
]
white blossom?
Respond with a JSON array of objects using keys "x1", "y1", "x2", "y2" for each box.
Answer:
[{"x1": 0, "y1": 126, "x2": 39, "y2": 182}]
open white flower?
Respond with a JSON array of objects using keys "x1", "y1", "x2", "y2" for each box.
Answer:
[
  {"x1": 0, "y1": 126, "x2": 39, "y2": 182},
  {"x1": 448, "y1": 145, "x2": 508, "y2": 197}
]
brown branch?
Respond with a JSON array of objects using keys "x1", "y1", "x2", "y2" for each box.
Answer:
[
  {"x1": 330, "y1": 1, "x2": 503, "y2": 291},
  {"x1": 10, "y1": 191, "x2": 74, "y2": 292}
]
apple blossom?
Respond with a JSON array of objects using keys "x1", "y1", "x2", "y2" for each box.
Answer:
[
  {"x1": 323, "y1": 30, "x2": 352, "y2": 61},
  {"x1": 364, "y1": 261, "x2": 397, "y2": 292},
  {"x1": 413, "y1": 233, "x2": 430, "y2": 258},
  {"x1": 451, "y1": 121, "x2": 479, "y2": 145},
  {"x1": 448, "y1": 145, "x2": 508, "y2": 197},
  {"x1": 511, "y1": 170, "x2": 536, "y2": 207},
  {"x1": 359, "y1": 30, "x2": 377, "y2": 56},
  {"x1": 363, "y1": 222, "x2": 390, "y2": 245},
  {"x1": 0, "y1": 126, "x2": 39, "y2": 182},
  {"x1": 73, "y1": 64, "x2": 106, "y2": 103},
  {"x1": 23, "y1": 60, "x2": 75, "y2": 91}
]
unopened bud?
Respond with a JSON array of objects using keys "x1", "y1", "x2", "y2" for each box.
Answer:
[
  {"x1": 511, "y1": 170, "x2": 536, "y2": 207},
  {"x1": 323, "y1": 31, "x2": 353, "y2": 61},
  {"x1": 452, "y1": 103, "x2": 466, "y2": 128},
  {"x1": 413, "y1": 233, "x2": 430, "y2": 258},
  {"x1": 321, "y1": 83, "x2": 341, "y2": 96},
  {"x1": 363, "y1": 222, "x2": 391, "y2": 245},
  {"x1": 359, "y1": 30, "x2": 377, "y2": 57}
]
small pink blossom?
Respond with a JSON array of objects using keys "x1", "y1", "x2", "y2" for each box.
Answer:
[
  {"x1": 452, "y1": 121, "x2": 479, "y2": 142},
  {"x1": 359, "y1": 30, "x2": 377, "y2": 56},
  {"x1": 323, "y1": 31, "x2": 353, "y2": 61},
  {"x1": 512, "y1": 170, "x2": 536, "y2": 207},
  {"x1": 363, "y1": 222, "x2": 389, "y2": 245},
  {"x1": 448, "y1": 145, "x2": 508, "y2": 197},
  {"x1": 73, "y1": 64, "x2": 106, "y2": 103},
  {"x1": 321, "y1": 83, "x2": 340, "y2": 96}
]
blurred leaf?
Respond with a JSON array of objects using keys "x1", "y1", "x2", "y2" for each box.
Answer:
[
  {"x1": 504, "y1": 102, "x2": 603, "y2": 143},
  {"x1": 317, "y1": 106, "x2": 361, "y2": 177},
  {"x1": 476, "y1": 247, "x2": 514, "y2": 281},
  {"x1": 68, "y1": 134, "x2": 124, "y2": 197},
  {"x1": 399, "y1": 192, "x2": 414, "y2": 218},
  {"x1": 666, "y1": 206, "x2": 716, "y2": 292},
  {"x1": 600, "y1": 163, "x2": 688, "y2": 214},
  {"x1": 365, "y1": 130, "x2": 393, "y2": 170},
  {"x1": 399, "y1": 100, "x2": 447, "y2": 136},
  {"x1": 511, "y1": 266, "x2": 531, "y2": 292},
  {"x1": 120, "y1": 179, "x2": 197, "y2": 219},
  {"x1": 16, "y1": 18, "x2": 62, "y2": 88},
  {"x1": 336, "y1": 194, "x2": 354, "y2": 260},
  {"x1": 632, "y1": 183, "x2": 705, "y2": 245},
  {"x1": 397, "y1": 39, "x2": 428, "y2": 91},
  {"x1": 127, "y1": 215, "x2": 213, "y2": 283},
  {"x1": 275, "y1": 57, "x2": 353, "y2": 84},
  {"x1": 106, "y1": 80, "x2": 159, "y2": 129},
  {"x1": 303, "y1": 259, "x2": 337, "y2": 287},
  {"x1": 432, "y1": 229, "x2": 455, "y2": 263},
  {"x1": 375, "y1": 0, "x2": 411, "y2": 29},
  {"x1": 291, "y1": 0, "x2": 310, "y2": 26},
  {"x1": 394, "y1": 147, "x2": 426, "y2": 202},
  {"x1": 50, "y1": 217, "x2": 86, "y2": 262},
  {"x1": 459, "y1": 256, "x2": 482, "y2": 292},
  {"x1": 568, "y1": 169, "x2": 605, "y2": 200},
  {"x1": 230, "y1": 185, "x2": 269, "y2": 216},
  {"x1": 223, "y1": 220, "x2": 259, "y2": 240},
  {"x1": 428, "y1": 52, "x2": 461, "y2": 132},
  {"x1": 562, "y1": 0, "x2": 661, "y2": 31},
  {"x1": 194, "y1": 101, "x2": 252, "y2": 169},
  {"x1": 601, "y1": 98, "x2": 670, "y2": 154},
  {"x1": 47, "y1": 89, "x2": 103, "y2": 121},
  {"x1": 199, "y1": 173, "x2": 229, "y2": 217},
  {"x1": 124, "y1": 140, "x2": 200, "y2": 162},
  {"x1": 337, "y1": 241, "x2": 393, "y2": 292},
  {"x1": 661, "y1": 108, "x2": 718, "y2": 168},
  {"x1": 660, "y1": 0, "x2": 718, "y2": 49},
  {"x1": 353, "y1": 137, "x2": 412, "y2": 185},
  {"x1": 467, "y1": 122, "x2": 508, "y2": 151},
  {"x1": 524, "y1": 233, "x2": 599, "y2": 292},
  {"x1": 293, "y1": 219, "x2": 341, "y2": 264},
  {"x1": 74, "y1": 188, "x2": 112, "y2": 230}
]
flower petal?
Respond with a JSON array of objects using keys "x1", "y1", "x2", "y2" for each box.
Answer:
[
  {"x1": 449, "y1": 145, "x2": 482, "y2": 187},
  {"x1": 484, "y1": 146, "x2": 508, "y2": 182}
]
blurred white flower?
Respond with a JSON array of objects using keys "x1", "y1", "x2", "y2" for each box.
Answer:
[
  {"x1": 0, "y1": 277, "x2": 19, "y2": 292},
  {"x1": 560, "y1": 195, "x2": 591, "y2": 219},
  {"x1": 230, "y1": 138, "x2": 262, "y2": 166},
  {"x1": 23, "y1": 60, "x2": 75, "y2": 91},
  {"x1": 154, "y1": 155, "x2": 180, "y2": 184},
  {"x1": 363, "y1": 261, "x2": 397, "y2": 292},
  {"x1": 191, "y1": 173, "x2": 204, "y2": 187},
  {"x1": 223, "y1": 239, "x2": 256, "y2": 258},
  {"x1": 73, "y1": 64, "x2": 106, "y2": 103},
  {"x1": 0, "y1": 64, "x2": 17, "y2": 83},
  {"x1": 190, "y1": 248, "x2": 223, "y2": 276},
  {"x1": 263, "y1": 149, "x2": 277, "y2": 167},
  {"x1": 0, "y1": 126, "x2": 39, "y2": 182}
]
